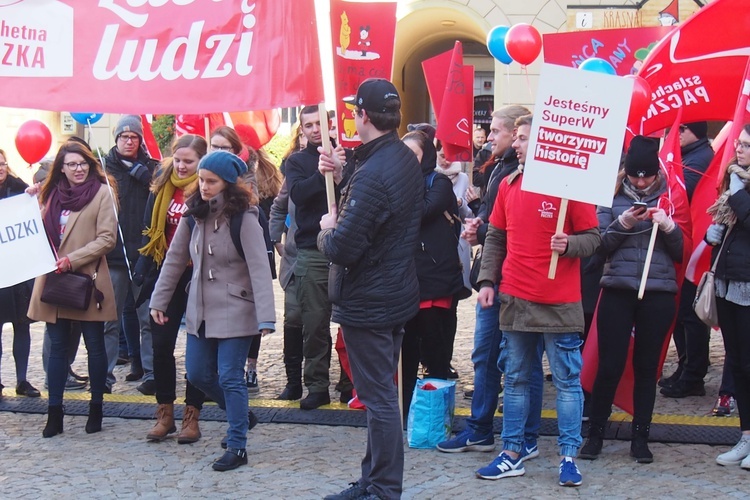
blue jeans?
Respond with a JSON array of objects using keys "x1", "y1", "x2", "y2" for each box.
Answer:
[
  {"x1": 502, "y1": 331, "x2": 583, "y2": 458},
  {"x1": 185, "y1": 332, "x2": 253, "y2": 450},
  {"x1": 47, "y1": 320, "x2": 107, "y2": 406},
  {"x1": 466, "y1": 292, "x2": 543, "y2": 445}
]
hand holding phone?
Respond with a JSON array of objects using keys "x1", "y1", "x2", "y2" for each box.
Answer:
[{"x1": 633, "y1": 201, "x2": 648, "y2": 213}]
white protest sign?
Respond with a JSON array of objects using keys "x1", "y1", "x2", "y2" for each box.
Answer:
[
  {"x1": 521, "y1": 63, "x2": 633, "y2": 208},
  {"x1": 0, "y1": 194, "x2": 56, "y2": 288}
]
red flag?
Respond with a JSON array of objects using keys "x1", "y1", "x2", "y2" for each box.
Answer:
[
  {"x1": 638, "y1": 0, "x2": 750, "y2": 135},
  {"x1": 422, "y1": 42, "x2": 474, "y2": 162},
  {"x1": 140, "y1": 114, "x2": 162, "y2": 161},
  {"x1": 329, "y1": 0, "x2": 398, "y2": 148},
  {"x1": 685, "y1": 59, "x2": 750, "y2": 283}
]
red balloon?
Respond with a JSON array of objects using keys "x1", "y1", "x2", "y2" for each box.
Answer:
[
  {"x1": 15, "y1": 120, "x2": 52, "y2": 165},
  {"x1": 504, "y1": 23, "x2": 542, "y2": 66},
  {"x1": 624, "y1": 75, "x2": 652, "y2": 125}
]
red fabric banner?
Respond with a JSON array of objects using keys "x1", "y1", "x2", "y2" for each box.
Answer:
[
  {"x1": 543, "y1": 26, "x2": 672, "y2": 76},
  {"x1": 329, "y1": 0, "x2": 397, "y2": 148},
  {"x1": 422, "y1": 42, "x2": 474, "y2": 162},
  {"x1": 0, "y1": 0, "x2": 324, "y2": 114},
  {"x1": 638, "y1": 0, "x2": 750, "y2": 135}
]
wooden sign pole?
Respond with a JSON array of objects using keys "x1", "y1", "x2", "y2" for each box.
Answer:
[
  {"x1": 548, "y1": 198, "x2": 569, "y2": 280},
  {"x1": 318, "y1": 103, "x2": 336, "y2": 213}
]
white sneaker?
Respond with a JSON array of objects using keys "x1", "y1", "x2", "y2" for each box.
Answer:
[
  {"x1": 742, "y1": 453, "x2": 750, "y2": 470},
  {"x1": 716, "y1": 435, "x2": 750, "y2": 466}
]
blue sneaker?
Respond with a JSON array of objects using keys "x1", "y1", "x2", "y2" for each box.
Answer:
[
  {"x1": 476, "y1": 452, "x2": 525, "y2": 480},
  {"x1": 520, "y1": 442, "x2": 539, "y2": 462},
  {"x1": 558, "y1": 457, "x2": 582, "y2": 487},
  {"x1": 437, "y1": 429, "x2": 495, "y2": 453}
]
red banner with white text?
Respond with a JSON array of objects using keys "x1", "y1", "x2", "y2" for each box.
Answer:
[
  {"x1": 543, "y1": 26, "x2": 673, "y2": 76},
  {"x1": 637, "y1": 0, "x2": 750, "y2": 135},
  {"x1": 0, "y1": 0, "x2": 324, "y2": 114},
  {"x1": 329, "y1": 0, "x2": 397, "y2": 147}
]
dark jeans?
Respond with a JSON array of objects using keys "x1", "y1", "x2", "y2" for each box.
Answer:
[
  {"x1": 402, "y1": 305, "x2": 455, "y2": 419},
  {"x1": 151, "y1": 269, "x2": 204, "y2": 408},
  {"x1": 122, "y1": 289, "x2": 140, "y2": 358},
  {"x1": 47, "y1": 320, "x2": 107, "y2": 406},
  {"x1": 0, "y1": 321, "x2": 31, "y2": 383},
  {"x1": 342, "y1": 323, "x2": 404, "y2": 500},
  {"x1": 671, "y1": 280, "x2": 710, "y2": 384},
  {"x1": 590, "y1": 288, "x2": 675, "y2": 425},
  {"x1": 716, "y1": 297, "x2": 750, "y2": 431}
]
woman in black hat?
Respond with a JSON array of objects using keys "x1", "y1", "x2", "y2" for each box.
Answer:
[{"x1": 579, "y1": 136, "x2": 683, "y2": 464}]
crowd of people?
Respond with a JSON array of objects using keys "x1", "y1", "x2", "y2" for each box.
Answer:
[{"x1": 1, "y1": 78, "x2": 749, "y2": 498}]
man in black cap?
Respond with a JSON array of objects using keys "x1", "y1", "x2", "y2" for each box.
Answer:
[
  {"x1": 318, "y1": 78, "x2": 423, "y2": 500},
  {"x1": 103, "y1": 115, "x2": 159, "y2": 393},
  {"x1": 660, "y1": 121, "x2": 715, "y2": 399}
]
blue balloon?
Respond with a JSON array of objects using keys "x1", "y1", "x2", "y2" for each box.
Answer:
[
  {"x1": 486, "y1": 26, "x2": 513, "y2": 65},
  {"x1": 70, "y1": 112, "x2": 103, "y2": 125},
  {"x1": 579, "y1": 58, "x2": 616, "y2": 75}
]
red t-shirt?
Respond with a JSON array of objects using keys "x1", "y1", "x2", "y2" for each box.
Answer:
[
  {"x1": 488, "y1": 176, "x2": 597, "y2": 304},
  {"x1": 165, "y1": 189, "x2": 187, "y2": 246}
]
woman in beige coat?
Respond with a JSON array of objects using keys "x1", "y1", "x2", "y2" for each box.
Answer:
[
  {"x1": 27, "y1": 141, "x2": 117, "y2": 437},
  {"x1": 150, "y1": 151, "x2": 275, "y2": 471}
]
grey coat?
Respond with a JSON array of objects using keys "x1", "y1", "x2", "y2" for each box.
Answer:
[
  {"x1": 269, "y1": 178, "x2": 298, "y2": 290},
  {"x1": 150, "y1": 193, "x2": 276, "y2": 338},
  {"x1": 597, "y1": 181, "x2": 683, "y2": 294}
]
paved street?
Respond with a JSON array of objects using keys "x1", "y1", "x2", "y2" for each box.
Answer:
[{"x1": 1, "y1": 281, "x2": 748, "y2": 498}]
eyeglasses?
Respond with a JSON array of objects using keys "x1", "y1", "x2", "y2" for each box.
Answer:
[
  {"x1": 734, "y1": 139, "x2": 750, "y2": 151},
  {"x1": 64, "y1": 162, "x2": 89, "y2": 170},
  {"x1": 210, "y1": 144, "x2": 234, "y2": 152},
  {"x1": 118, "y1": 134, "x2": 140, "y2": 143},
  {"x1": 0, "y1": 162, "x2": 8, "y2": 167}
]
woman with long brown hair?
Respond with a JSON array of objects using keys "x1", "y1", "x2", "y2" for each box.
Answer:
[
  {"x1": 134, "y1": 134, "x2": 208, "y2": 444},
  {"x1": 26, "y1": 141, "x2": 118, "y2": 437}
]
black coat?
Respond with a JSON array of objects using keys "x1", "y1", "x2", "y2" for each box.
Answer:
[
  {"x1": 318, "y1": 132, "x2": 423, "y2": 329},
  {"x1": 476, "y1": 147, "x2": 520, "y2": 244},
  {"x1": 681, "y1": 138, "x2": 714, "y2": 200},
  {"x1": 714, "y1": 186, "x2": 750, "y2": 283},
  {"x1": 0, "y1": 175, "x2": 33, "y2": 324},
  {"x1": 415, "y1": 146, "x2": 463, "y2": 301},
  {"x1": 104, "y1": 146, "x2": 159, "y2": 268}
]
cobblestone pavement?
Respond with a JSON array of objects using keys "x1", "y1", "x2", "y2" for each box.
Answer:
[{"x1": 1, "y1": 281, "x2": 747, "y2": 498}]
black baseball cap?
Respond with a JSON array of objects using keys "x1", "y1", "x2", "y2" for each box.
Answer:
[{"x1": 343, "y1": 78, "x2": 400, "y2": 113}]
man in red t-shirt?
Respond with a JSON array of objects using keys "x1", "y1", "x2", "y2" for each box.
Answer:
[{"x1": 474, "y1": 114, "x2": 600, "y2": 487}]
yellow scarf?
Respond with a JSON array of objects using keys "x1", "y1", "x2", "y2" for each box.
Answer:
[{"x1": 139, "y1": 169, "x2": 197, "y2": 267}]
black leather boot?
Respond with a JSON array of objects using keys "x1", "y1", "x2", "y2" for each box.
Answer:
[
  {"x1": 86, "y1": 402, "x2": 103, "y2": 434},
  {"x1": 579, "y1": 422, "x2": 605, "y2": 459},
  {"x1": 125, "y1": 353, "x2": 144, "y2": 382},
  {"x1": 630, "y1": 423, "x2": 653, "y2": 463},
  {"x1": 277, "y1": 360, "x2": 303, "y2": 400},
  {"x1": 212, "y1": 447, "x2": 248, "y2": 471},
  {"x1": 43, "y1": 405, "x2": 64, "y2": 438}
]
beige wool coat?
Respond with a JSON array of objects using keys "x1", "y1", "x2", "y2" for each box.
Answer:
[
  {"x1": 28, "y1": 183, "x2": 118, "y2": 323},
  {"x1": 150, "y1": 193, "x2": 276, "y2": 339}
]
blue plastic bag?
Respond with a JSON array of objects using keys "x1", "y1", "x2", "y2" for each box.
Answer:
[{"x1": 407, "y1": 378, "x2": 456, "y2": 449}]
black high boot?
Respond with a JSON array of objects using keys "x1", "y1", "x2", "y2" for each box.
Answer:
[
  {"x1": 86, "y1": 402, "x2": 103, "y2": 434},
  {"x1": 630, "y1": 423, "x2": 653, "y2": 463},
  {"x1": 43, "y1": 405, "x2": 64, "y2": 438},
  {"x1": 125, "y1": 353, "x2": 144, "y2": 382},
  {"x1": 579, "y1": 422, "x2": 605, "y2": 459},
  {"x1": 277, "y1": 326, "x2": 303, "y2": 400}
]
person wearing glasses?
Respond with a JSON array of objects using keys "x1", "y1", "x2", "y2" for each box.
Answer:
[
  {"x1": 707, "y1": 124, "x2": 750, "y2": 470},
  {"x1": 0, "y1": 151, "x2": 41, "y2": 400},
  {"x1": 102, "y1": 115, "x2": 160, "y2": 395},
  {"x1": 26, "y1": 141, "x2": 118, "y2": 437}
]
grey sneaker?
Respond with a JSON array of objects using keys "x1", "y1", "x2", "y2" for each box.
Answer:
[{"x1": 323, "y1": 482, "x2": 368, "y2": 500}]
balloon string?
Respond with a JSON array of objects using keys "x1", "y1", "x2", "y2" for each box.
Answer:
[
  {"x1": 523, "y1": 66, "x2": 534, "y2": 102},
  {"x1": 89, "y1": 118, "x2": 135, "y2": 282},
  {"x1": 505, "y1": 65, "x2": 511, "y2": 105}
]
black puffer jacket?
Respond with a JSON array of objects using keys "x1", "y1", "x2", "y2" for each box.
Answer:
[
  {"x1": 318, "y1": 131, "x2": 423, "y2": 328},
  {"x1": 416, "y1": 142, "x2": 463, "y2": 301},
  {"x1": 597, "y1": 176, "x2": 683, "y2": 293},
  {"x1": 714, "y1": 184, "x2": 750, "y2": 283},
  {"x1": 476, "y1": 147, "x2": 519, "y2": 244},
  {"x1": 103, "y1": 146, "x2": 159, "y2": 268}
]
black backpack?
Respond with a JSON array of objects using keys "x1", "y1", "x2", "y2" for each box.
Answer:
[{"x1": 186, "y1": 209, "x2": 277, "y2": 279}]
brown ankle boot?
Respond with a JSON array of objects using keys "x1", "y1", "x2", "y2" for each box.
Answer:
[
  {"x1": 177, "y1": 405, "x2": 201, "y2": 444},
  {"x1": 146, "y1": 403, "x2": 176, "y2": 441}
]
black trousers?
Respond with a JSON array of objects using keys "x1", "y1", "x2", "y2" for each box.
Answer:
[
  {"x1": 150, "y1": 269, "x2": 204, "y2": 408},
  {"x1": 590, "y1": 288, "x2": 675, "y2": 425},
  {"x1": 716, "y1": 297, "x2": 750, "y2": 431},
  {"x1": 671, "y1": 280, "x2": 710, "y2": 383}
]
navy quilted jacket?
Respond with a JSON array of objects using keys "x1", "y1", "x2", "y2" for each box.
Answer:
[{"x1": 317, "y1": 131, "x2": 423, "y2": 328}]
